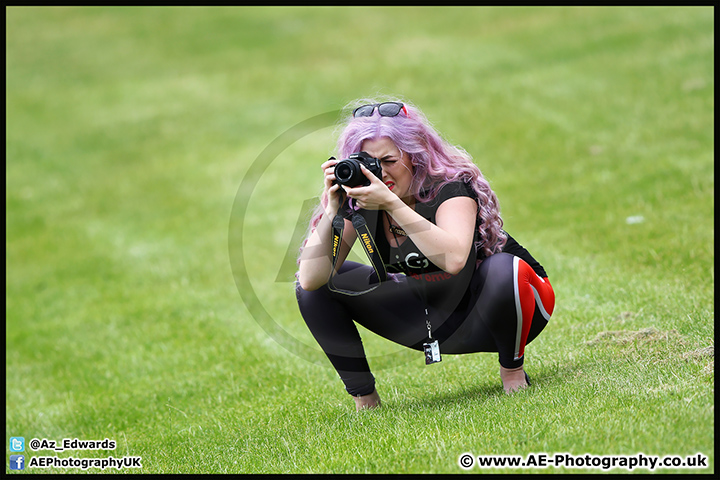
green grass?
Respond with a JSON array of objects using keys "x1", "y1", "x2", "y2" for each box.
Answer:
[{"x1": 6, "y1": 6, "x2": 713, "y2": 474}]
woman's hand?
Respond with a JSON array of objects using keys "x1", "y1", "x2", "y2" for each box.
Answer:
[
  {"x1": 344, "y1": 165, "x2": 398, "y2": 211},
  {"x1": 321, "y1": 157, "x2": 347, "y2": 216}
]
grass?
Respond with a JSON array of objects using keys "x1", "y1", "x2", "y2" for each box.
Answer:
[{"x1": 6, "y1": 6, "x2": 714, "y2": 474}]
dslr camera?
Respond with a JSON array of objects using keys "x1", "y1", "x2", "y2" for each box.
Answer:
[{"x1": 334, "y1": 152, "x2": 382, "y2": 188}]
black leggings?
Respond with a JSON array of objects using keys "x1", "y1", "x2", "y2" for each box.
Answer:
[{"x1": 295, "y1": 252, "x2": 555, "y2": 396}]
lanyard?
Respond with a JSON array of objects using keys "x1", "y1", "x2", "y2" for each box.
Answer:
[
  {"x1": 385, "y1": 212, "x2": 442, "y2": 364},
  {"x1": 384, "y1": 212, "x2": 433, "y2": 339}
]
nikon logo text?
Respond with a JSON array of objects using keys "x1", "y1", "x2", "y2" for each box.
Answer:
[
  {"x1": 332, "y1": 235, "x2": 340, "y2": 257},
  {"x1": 360, "y1": 233, "x2": 374, "y2": 253}
]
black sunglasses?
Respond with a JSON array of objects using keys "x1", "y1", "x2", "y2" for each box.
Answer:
[{"x1": 352, "y1": 102, "x2": 408, "y2": 118}]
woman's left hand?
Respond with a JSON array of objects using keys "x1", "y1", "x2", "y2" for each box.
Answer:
[{"x1": 344, "y1": 165, "x2": 398, "y2": 211}]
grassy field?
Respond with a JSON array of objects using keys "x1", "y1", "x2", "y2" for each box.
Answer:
[{"x1": 6, "y1": 6, "x2": 714, "y2": 474}]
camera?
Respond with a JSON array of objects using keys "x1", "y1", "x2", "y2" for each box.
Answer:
[{"x1": 334, "y1": 152, "x2": 382, "y2": 187}]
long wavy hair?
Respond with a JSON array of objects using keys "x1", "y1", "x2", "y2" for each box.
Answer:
[{"x1": 300, "y1": 97, "x2": 506, "y2": 266}]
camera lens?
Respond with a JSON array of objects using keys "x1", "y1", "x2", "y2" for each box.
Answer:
[
  {"x1": 335, "y1": 159, "x2": 362, "y2": 186},
  {"x1": 335, "y1": 162, "x2": 354, "y2": 183}
]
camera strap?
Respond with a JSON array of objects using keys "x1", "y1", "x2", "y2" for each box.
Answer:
[{"x1": 328, "y1": 204, "x2": 387, "y2": 296}]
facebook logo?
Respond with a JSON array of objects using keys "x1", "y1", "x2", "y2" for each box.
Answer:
[
  {"x1": 10, "y1": 436, "x2": 25, "y2": 452},
  {"x1": 10, "y1": 455, "x2": 25, "y2": 470}
]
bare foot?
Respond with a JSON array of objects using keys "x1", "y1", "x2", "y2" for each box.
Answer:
[
  {"x1": 500, "y1": 365, "x2": 530, "y2": 394},
  {"x1": 353, "y1": 389, "x2": 381, "y2": 411}
]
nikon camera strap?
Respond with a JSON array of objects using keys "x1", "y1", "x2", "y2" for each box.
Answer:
[{"x1": 328, "y1": 205, "x2": 387, "y2": 296}]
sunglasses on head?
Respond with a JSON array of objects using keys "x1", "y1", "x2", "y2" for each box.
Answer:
[{"x1": 352, "y1": 102, "x2": 408, "y2": 118}]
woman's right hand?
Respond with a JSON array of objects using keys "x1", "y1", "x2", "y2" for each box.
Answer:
[
  {"x1": 298, "y1": 157, "x2": 353, "y2": 291},
  {"x1": 322, "y1": 157, "x2": 346, "y2": 216}
]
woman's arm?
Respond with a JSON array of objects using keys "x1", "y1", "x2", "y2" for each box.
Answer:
[
  {"x1": 385, "y1": 195, "x2": 477, "y2": 275},
  {"x1": 297, "y1": 159, "x2": 357, "y2": 291},
  {"x1": 297, "y1": 210, "x2": 356, "y2": 291}
]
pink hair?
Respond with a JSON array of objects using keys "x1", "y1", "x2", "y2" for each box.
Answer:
[{"x1": 300, "y1": 98, "x2": 506, "y2": 266}]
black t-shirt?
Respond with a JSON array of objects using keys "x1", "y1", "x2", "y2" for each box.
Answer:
[
  {"x1": 358, "y1": 181, "x2": 547, "y2": 313},
  {"x1": 361, "y1": 181, "x2": 547, "y2": 277}
]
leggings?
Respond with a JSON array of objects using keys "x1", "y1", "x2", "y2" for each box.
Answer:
[{"x1": 295, "y1": 252, "x2": 555, "y2": 396}]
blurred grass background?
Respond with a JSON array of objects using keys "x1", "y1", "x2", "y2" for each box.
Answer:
[{"x1": 6, "y1": 6, "x2": 713, "y2": 473}]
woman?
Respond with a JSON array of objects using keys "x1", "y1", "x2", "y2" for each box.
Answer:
[{"x1": 296, "y1": 99, "x2": 555, "y2": 410}]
